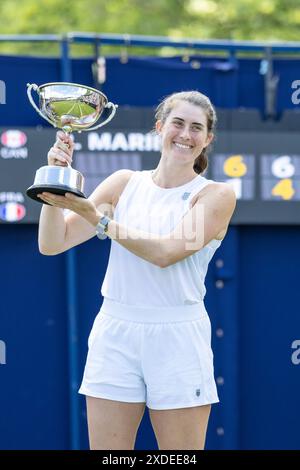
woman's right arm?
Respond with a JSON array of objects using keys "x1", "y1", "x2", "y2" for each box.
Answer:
[
  {"x1": 38, "y1": 131, "x2": 74, "y2": 254},
  {"x1": 38, "y1": 131, "x2": 134, "y2": 255}
]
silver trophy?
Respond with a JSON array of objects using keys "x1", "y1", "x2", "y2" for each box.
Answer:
[{"x1": 26, "y1": 82, "x2": 118, "y2": 203}]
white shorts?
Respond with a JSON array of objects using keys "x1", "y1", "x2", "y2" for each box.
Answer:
[{"x1": 78, "y1": 298, "x2": 219, "y2": 410}]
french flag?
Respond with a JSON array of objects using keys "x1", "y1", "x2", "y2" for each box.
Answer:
[{"x1": 0, "y1": 202, "x2": 26, "y2": 222}]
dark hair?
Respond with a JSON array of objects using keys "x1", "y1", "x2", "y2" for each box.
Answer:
[{"x1": 155, "y1": 90, "x2": 217, "y2": 174}]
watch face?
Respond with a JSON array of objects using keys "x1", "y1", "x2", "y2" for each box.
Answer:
[
  {"x1": 101, "y1": 216, "x2": 110, "y2": 230},
  {"x1": 96, "y1": 217, "x2": 110, "y2": 239}
]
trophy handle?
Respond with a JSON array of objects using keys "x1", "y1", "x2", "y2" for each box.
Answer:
[
  {"x1": 26, "y1": 83, "x2": 55, "y2": 127},
  {"x1": 83, "y1": 102, "x2": 118, "y2": 131}
]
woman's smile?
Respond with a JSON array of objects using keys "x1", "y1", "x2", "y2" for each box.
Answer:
[{"x1": 173, "y1": 141, "x2": 193, "y2": 150}]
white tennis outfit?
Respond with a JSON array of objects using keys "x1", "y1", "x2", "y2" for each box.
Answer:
[{"x1": 79, "y1": 170, "x2": 222, "y2": 409}]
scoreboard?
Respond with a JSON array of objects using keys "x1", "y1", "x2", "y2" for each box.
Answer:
[
  {"x1": 212, "y1": 153, "x2": 300, "y2": 201},
  {"x1": 260, "y1": 155, "x2": 300, "y2": 201},
  {"x1": 211, "y1": 154, "x2": 255, "y2": 200},
  {"x1": 0, "y1": 108, "x2": 299, "y2": 224},
  {"x1": 207, "y1": 126, "x2": 300, "y2": 224}
]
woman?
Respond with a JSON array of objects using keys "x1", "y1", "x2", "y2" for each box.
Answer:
[{"x1": 38, "y1": 90, "x2": 236, "y2": 450}]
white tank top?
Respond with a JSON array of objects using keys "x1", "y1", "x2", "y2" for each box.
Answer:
[{"x1": 101, "y1": 170, "x2": 222, "y2": 307}]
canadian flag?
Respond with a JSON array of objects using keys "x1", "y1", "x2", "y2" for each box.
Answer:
[{"x1": 1, "y1": 130, "x2": 27, "y2": 148}]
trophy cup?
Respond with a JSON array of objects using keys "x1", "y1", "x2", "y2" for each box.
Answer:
[{"x1": 26, "y1": 82, "x2": 118, "y2": 203}]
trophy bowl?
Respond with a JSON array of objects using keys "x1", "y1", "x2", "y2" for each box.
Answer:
[{"x1": 26, "y1": 82, "x2": 118, "y2": 203}]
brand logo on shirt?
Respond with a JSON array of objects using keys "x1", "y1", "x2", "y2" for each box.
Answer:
[
  {"x1": 196, "y1": 388, "x2": 201, "y2": 397},
  {"x1": 182, "y1": 192, "x2": 191, "y2": 200}
]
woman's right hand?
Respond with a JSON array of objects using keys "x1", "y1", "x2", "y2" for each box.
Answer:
[{"x1": 47, "y1": 130, "x2": 74, "y2": 166}]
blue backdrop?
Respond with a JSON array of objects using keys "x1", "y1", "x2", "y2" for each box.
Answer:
[
  {"x1": 1, "y1": 54, "x2": 300, "y2": 127},
  {"x1": 0, "y1": 52, "x2": 299, "y2": 450}
]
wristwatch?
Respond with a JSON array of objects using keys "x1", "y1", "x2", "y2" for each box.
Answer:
[{"x1": 95, "y1": 215, "x2": 111, "y2": 240}]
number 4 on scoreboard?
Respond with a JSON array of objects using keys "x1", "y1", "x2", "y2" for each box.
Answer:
[{"x1": 271, "y1": 179, "x2": 295, "y2": 200}]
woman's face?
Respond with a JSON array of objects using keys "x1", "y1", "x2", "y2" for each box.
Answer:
[{"x1": 156, "y1": 100, "x2": 213, "y2": 167}]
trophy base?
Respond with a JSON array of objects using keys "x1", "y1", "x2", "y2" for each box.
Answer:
[{"x1": 26, "y1": 184, "x2": 86, "y2": 204}]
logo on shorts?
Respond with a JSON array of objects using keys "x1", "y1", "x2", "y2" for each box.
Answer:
[{"x1": 196, "y1": 388, "x2": 201, "y2": 397}]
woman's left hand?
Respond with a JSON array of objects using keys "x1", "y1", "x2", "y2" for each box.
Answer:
[{"x1": 37, "y1": 192, "x2": 99, "y2": 223}]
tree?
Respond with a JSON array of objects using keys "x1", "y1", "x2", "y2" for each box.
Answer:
[{"x1": 0, "y1": 0, "x2": 299, "y2": 56}]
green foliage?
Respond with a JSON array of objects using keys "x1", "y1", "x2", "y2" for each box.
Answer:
[{"x1": 0, "y1": 0, "x2": 299, "y2": 56}]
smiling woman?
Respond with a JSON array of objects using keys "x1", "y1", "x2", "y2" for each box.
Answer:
[
  {"x1": 154, "y1": 90, "x2": 216, "y2": 179},
  {"x1": 38, "y1": 90, "x2": 236, "y2": 450}
]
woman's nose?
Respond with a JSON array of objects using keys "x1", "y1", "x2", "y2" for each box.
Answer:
[{"x1": 179, "y1": 126, "x2": 191, "y2": 140}]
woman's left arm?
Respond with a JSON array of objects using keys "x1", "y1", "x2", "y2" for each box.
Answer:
[
  {"x1": 38, "y1": 183, "x2": 236, "y2": 268},
  {"x1": 99, "y1": 182, "x2": 235, "y2": 267},
  {"x1": 159, "y1": 183, "x2": 236, "y2": 266}
]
